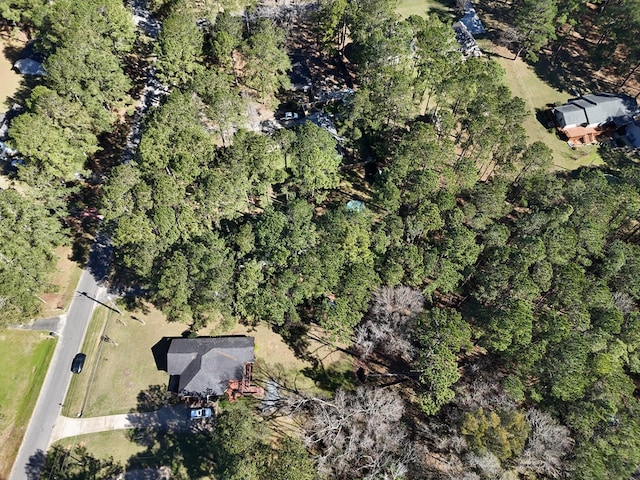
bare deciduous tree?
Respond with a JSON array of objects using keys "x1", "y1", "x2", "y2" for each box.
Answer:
[
  {"x1": 355, "y1": 286, "x2": 424, "y2": 360},
  {"x1": 498, "y1": 26, "x2": 522, "y2": 49},
  {"x1": 301, "y1": 387, "x2": 412, "y2": 479},
  {"x1": 613, "y1": 291, "x2": 636, "y2": 314},
  {"x1": 464, "y1": 452, "x2": 505, "y2": 478},
  {"x1": 456, "y1": 0, "x2": 471, "y2": 13},
  {"x1": 454, "y1": 362, "x2": 517, "y2": 412},
  {"x1": 518, "y1": 409, "x2": 573, "y2": 478}
]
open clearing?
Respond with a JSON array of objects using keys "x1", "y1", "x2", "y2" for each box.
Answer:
[
  {"x1": 0, "y1": 33, "x2": 25, "y2": 110},
  {"x1": 63, "y1": 305, "x2": 187, "y2": 417},
  {"x1": 64, "y1": 301, "x2": 352, "y2": 465},
  {"x1": 396, "y1": 0, "x2": 450, "y2": 18},
  {"x1": 479, "y1": 42, "x2": 604, "y2": 170},
  {"x1": 0, "y1": 330, "x2": 56, "y2": 478},
  {"x1": 53, "y1": 430, "x2": 147, "y2": 466},
  {"x1": 40, "y1": 246, "x2": 83, "y2": 318},
  {"x1": 65, "y1": 303, "x2": 351, "y2": 417}
]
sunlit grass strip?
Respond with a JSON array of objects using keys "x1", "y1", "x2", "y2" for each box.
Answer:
[{"x1": 0, "y1": 331, "x2": 57, "y2": 478}]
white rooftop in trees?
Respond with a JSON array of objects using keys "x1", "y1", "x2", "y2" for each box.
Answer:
[{"x1": 460, "y1": 8, "x2": 486, "y2": 35}]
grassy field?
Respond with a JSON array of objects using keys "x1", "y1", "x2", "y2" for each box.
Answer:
[
  {"x1": 0, "y1": 331, "x2": 57, "y2": 478},
  {"x1": 41, "y1": 246, "x2": 83, "y2": 318},
  {"x1": 64, "y1": 300, "x2": 352, "y2": 418},
  {"x1": 396, "y1": 0, "x2": 450, "y2": 18},
  {"x1": 63, "y1": 305, "x2": 186, "y2": 417},
  {"x1": 480, "y1": 42, "x2": 604, "y2": 171},
  {"x1": 53, "y1": 430, "x2": 147, "y2": 466}
]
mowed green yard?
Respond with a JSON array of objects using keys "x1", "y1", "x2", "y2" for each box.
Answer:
[
  {"x1": 0, "y1": 331, "x2": 57, "y2": 478},
  {"x1": 396, "y1": 0, "x2": 450, "y2": 18},
  {"x1": 483, "y1": 43, "x2": 604, "y2": 170},
  {"x1": 53, "y1": 430, "x2": 147, "y2": 466},
  {"x1": 63, "y1": 305, "x2": 187, "y2": 417}
]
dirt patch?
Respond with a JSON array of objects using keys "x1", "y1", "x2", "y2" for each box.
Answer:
[
  {"x1": 40, "y1": 246, "x2": 83, "y2": 317},
  {"x1": 0, "y1": 32, "x2": 27, "y2": 110}
]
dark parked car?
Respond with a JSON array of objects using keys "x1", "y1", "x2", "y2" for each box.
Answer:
[{"x1": 71, "y1": 353, "x2": 86, "y2": 374}]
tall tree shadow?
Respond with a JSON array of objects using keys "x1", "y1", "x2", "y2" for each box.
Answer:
[
  {"x1": 125, "y1": 386, "x2": 215, "y2": 478},
  {"x1": 23, "y1": 449, "x2": 46, "y2": 480}
]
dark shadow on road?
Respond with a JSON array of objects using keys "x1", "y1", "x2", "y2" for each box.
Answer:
[
  {"x1": 24, "y1": 449, "x2": 46, "y2": 480},
  {"x1": 78, "y1": 290, "x2": 121, "y2": 314},
  {"x1": 85, "y1": 231, "x2": 113, "y2": 285}
]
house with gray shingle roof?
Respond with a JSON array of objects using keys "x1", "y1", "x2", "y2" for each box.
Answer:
[
  {"x1": 553, "y1": 93, "x2": 639, "y2": 130},
  {"x1": 167, "y1": 336, "x2": 255, "y2": 397}
]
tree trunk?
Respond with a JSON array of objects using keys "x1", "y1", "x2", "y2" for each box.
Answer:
[
  {"x1": 619, "y1": 59, "x2": 640, "y2": 88},
  {"x1": 555, "y1": 25, "x2": 574, "y2": 54}
]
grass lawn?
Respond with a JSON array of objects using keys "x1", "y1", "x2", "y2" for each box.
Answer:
[
  {"x1": 480, "y1": 41, "x2": 604, "y2": 171},
  {"x1": 41, "y1": 246, "x2": 83, "y2": 318},
  {"x1": 396, "y1": 0, "x2": 450, "y2": 18},
  {"x1": 64, "y1": 305, "x2": 186, "y2": 417},
  {"x1": 0, "y1": 330, "x2": 57, "y2": 478},
  {"x1": 53, "y1": 430, "x2": 146, "y2": 466}
]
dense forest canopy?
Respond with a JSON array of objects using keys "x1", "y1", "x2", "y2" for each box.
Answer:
[{"x1": 3, "y1": 0, "x2": 640, "y2": 477}]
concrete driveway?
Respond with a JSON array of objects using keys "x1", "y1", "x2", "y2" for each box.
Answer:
[{"x1": 50, "y1": 405, "x2": 192, "y2": 443}]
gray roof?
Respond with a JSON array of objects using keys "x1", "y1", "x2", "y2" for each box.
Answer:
[
  {"x1": 13, "y1": 58, "x2": 46, "y2": 76},
  {"x1": 167, "y1": 336, "x2": 255, "y2": 396},
  {"x1": 453, "y1": 22, "x2": 482, "y2": 57},
  {"x1": 554, "y1": 93, "x2": 639, "y2": 128},
  {"x1": 460, "y1": 8, "x2": 486, "y2": 35}
]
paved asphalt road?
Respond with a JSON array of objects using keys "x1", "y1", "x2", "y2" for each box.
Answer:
[{"x1": 9, "y1": 238, "x2": 110, "y2": 480}]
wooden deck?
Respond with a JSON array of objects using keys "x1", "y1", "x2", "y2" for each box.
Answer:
[{"x1": 557, "y1": 124, "x2": 615, "y2": 146}]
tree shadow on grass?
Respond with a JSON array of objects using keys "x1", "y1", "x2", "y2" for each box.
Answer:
[
  {"x1": 272, "y1": 321, "x2": 314, "y2": 365},
  {"x1": 126, "y1": 386, "x2": 215, "y2": 478},
  {"x1": 535, "y1": 107, "x2": 557, "y2": 130},
  {"x1": 132, "y1": 384, "x2": 172, "y2": 413},
  {"x1": 301, "y1": 363, "x2": 356, "y2": 392},
  {"x1": 598, "y1": 143, "x2": 640, "y2": 170},
  {"x1": 127, "y1": 430, "x2": 216, "y2": 479},
  {"x1": 119, "y1": 294, "x2": 151, "y2": 315}
]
